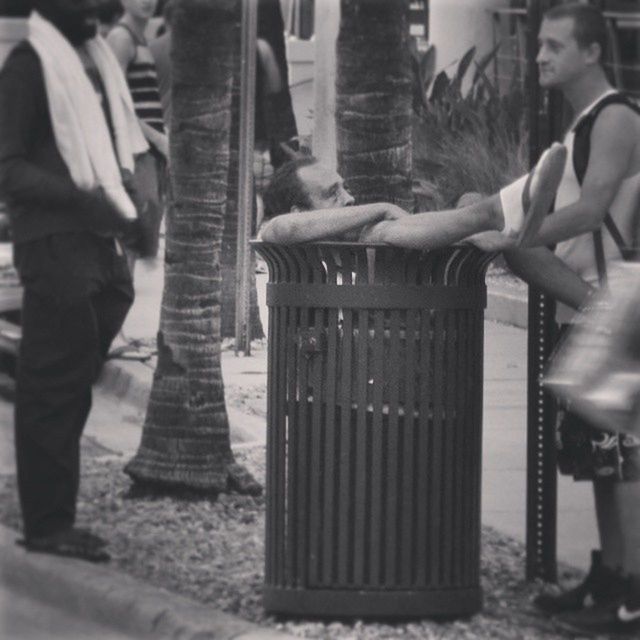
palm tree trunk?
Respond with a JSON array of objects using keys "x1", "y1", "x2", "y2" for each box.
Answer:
[
  {"x1": 125, "y1": 0, "x2": 260, "y2": 495},
  {"x1": 336, "y1": 0, "x2": 413, "y2": 210}
]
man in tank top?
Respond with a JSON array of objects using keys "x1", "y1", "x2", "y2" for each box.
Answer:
[{"x1": 499, "y1": 5, "x2": 640, "y2": 634}]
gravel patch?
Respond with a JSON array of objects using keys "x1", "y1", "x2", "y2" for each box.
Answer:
[{"x1": 0, "y1": 437, "x2": 591, "y2": 640}]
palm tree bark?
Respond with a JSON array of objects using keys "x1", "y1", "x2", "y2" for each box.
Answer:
[
  {"x1": 336, "y1": 0, "x2": 413, "y2": 209},
  {"x1": 125, "y1": 0, "x2": 261, "y2": 495}
]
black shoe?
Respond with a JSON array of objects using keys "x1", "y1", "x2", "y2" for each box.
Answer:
[
  {"x1": 556, "y1": 576, "x2": 640, "y2": 636},
  {"x1": 534, "y1": 550, "x2": 627, "y2": 614},
  {"x1": 18, "y1": 527, "x2": 110, "y2": 563},
  {"x1": 557, "y1": 607, "x2": 640, "y2": 637}
]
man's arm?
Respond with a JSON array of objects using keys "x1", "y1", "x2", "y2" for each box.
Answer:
[
  {"x1": 106, "y1": 28, "x2": 169, "y2": 159},
  {"x1": 505, "y1": 246, "x2": 595, "y2": 310},
  {"x1": 532, "y1": 105, "x2": 638, "y2": 246},
  {"x1": 139, "y1": 121, "x2": 169, "y2": 159},
  {"x1": 106, "y1": 27, "x2": 136, "y2": 72},
  {"x1": 259, "y1": 203, "x2": 408, "y2": 244}
]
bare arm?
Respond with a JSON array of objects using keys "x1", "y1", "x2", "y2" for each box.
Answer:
[
  {"x1": 139, "y1": 121, "x2": 169, "y2": 159},
  {"x1": 257, "y1": 39, "x2": 283, "y2": 94},
  {"x1": 107, "y1": 29, "x2": 169, "y2": 159},
  {"x1": 532, "y1": 106, "x2": 638, "y2": 246},
  {"x1": 106, "y1": 27, "x2": 136, "y2": 72},
  {"x1": 504, "y1": 246, "x2": 595, "y2": 310},
  {"x1": 258, "y1": 203, "x2": 408, "y2": 244}
]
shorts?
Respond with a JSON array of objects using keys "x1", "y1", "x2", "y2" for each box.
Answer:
[{"x1": 557, "y1": 409, "x2": 640, "y2": 481}]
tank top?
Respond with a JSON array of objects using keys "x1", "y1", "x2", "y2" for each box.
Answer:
[
  {"x1": 554, "y1": 91, "x2": 640, "y2": 323},
  {"x1": 112, "y1": 22, "x2": 165, "y2": 134}
]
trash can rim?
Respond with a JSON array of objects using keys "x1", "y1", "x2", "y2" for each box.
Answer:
[{"x1": 250, "y1": 239, "x2": 470, "y2": 250}]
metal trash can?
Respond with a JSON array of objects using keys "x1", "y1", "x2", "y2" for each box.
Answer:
[{"x1": 252, "y1": 242, "x2": 493, "y2": 619}]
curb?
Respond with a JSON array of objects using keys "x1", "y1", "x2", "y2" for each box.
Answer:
[
  {"x1": 0, "y1": 524, "x2": 293, "y2": 640},
  {"x1": 98, "y1": 358, "x2": 153, "y2": 408},
  {"x1": 486, "y1": 286, "x2": 528, "y2": 330}
]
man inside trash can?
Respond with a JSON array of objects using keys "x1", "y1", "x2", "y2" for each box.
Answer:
[{"x1": 258, "y1": 145, "x2": 592, "y2": 312}]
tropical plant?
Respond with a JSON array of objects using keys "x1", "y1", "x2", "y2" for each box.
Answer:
[
  {"x1": 125, "y1": 0, "x2": 261, "y2": 496},
  {"x1": 411, "y1": 43, "x2": 528, "y2": 210}
]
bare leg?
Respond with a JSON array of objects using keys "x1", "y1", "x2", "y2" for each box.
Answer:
[
  {"x1": 360, "y1": 194, "x2": 503, "y2": 249},
  {"x1": 616, "y1": 481, "x2": 640, "y2": 575},
  {"x1": 594, "y1": 480, "x2": 624, "y2": 571},
  {"x1": 363, "y1": 143, "x2": 567, "y2": 251},
  {"x1": 505, "y1": 247, "x2": 595, "y2": 310}
]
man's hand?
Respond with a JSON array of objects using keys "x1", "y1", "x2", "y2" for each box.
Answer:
[
  {"x1": 119, "y1": 217, "x2": 156, "y2": 258},
  {"x1": 380, "y1": 203, "x2": 411, "y2": 221},
  {"x1": 82, "y1": 187, "x2": 130, "y2": 235},
  {"x1": 359, "y1": 220, "x2": 390, "y2": 243},
  {"x1": 467, "y1": 231, "x2": 517, "y2": 252},
  {"x1": 120, "y1": 169, "x2": 148, "y2": 218}
]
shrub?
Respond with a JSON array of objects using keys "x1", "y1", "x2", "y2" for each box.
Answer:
[{"x1": 411, "y1": 43, "x2": 528, "y2": 210}]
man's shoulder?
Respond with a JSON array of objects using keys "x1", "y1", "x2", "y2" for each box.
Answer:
[
  {"x1": 591, "y1": 94, "x2": 640, "y2": 128},
  {"x1": 591, "y1": 100, "x2": 640, "y2": 141}
]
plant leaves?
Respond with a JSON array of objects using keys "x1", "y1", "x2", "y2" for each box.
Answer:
[
  {"x1": 429, "y1": 69, "x2": 451, "y2": 103},
  {"x1": 452, "y1": 46, "x2": 476, "y2": 93}
]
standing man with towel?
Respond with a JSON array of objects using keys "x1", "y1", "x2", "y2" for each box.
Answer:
[{"x1": 0, "y1": 0, "x2": 152, "y2": 562}]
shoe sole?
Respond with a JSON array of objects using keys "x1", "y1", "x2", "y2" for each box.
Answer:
[
  {"x1": 517, "y1": 143, "x2": 567, "y2": 247},
  {"x1": 17, "y1": 538, "x2": 110, "y2": 563}
]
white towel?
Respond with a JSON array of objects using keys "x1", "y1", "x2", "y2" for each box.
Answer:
[{"x1": 28, "y1": 11, "x2": 148, "y2": 220}]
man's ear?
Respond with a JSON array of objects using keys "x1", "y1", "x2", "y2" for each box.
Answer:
[
  {"x1": 585, "y1": 42, "x2": 602, "y2": 66},
  {"x1": 290, "y1": 205, "x2": 300, "y2": 212}
]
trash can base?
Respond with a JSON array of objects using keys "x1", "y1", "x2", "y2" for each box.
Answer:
[{"x1": 263, "y1": 585, "x2": 483, "y2": 619}]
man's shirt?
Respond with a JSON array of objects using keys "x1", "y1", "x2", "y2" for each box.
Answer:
[{"x1": 0, "y1": 43, "x2": 96, "y2": 243}]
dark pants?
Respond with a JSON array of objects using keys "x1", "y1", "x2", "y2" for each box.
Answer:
[{"x1": 13, "y1": 232, "x2": 134, "y2": 538}]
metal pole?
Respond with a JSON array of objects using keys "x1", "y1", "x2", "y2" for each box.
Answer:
[
  {"x1": 525, "y1": 0, "x2": 563, "y2": 583},
  {"x1": 235, "y1": 0, "x2": 258, "y2": 355}
]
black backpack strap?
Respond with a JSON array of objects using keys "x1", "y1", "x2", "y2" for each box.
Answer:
[
  {"x1": 572, "y1": 93, "x2": 640, "y2": 182},
  {"x1": 603, "y1": 212, "x2": 633, "y2": 259},
  {"x1": 593, "y1": 229, "x2": 608, "y2": 287},
  {"x1": 572, "y1": 93, "x2": 640, "y2": 269}
]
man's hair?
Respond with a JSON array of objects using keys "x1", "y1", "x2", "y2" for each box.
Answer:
[
  {"x1": 96, "y1": 0, "x2": 123, "y2": 25},
  {"x1": 162, "y1": 0, "x2": 173, "y2": 24},
  {"x1": 544, "y1": 2, "x2": 607, "y2": 62},
  {"x1": 262, "y1": 156, "x2": 318, "y2": 219}
]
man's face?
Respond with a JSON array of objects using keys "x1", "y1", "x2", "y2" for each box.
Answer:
[
  {"x1": 536, "y1": 17, "x2": 595, "y2": 89},
  {"x1": 296, "y1": 164, "x2": 355, "y2": 211},
  {"x1": 36, "y1": 1, "x2": 101, "y2": 45},
  {"x1": 122, "y1": 0, "x2": 158, "y2": 21}
]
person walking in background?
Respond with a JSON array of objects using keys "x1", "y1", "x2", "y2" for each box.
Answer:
[
  {"x1": 0, "y1": 0, "x2": 152, "y2": 562},
  {"x1": 256, "y1": 0, "x2": 300, "y2": 170},
  {"x1": 96, "y1": 0, "x2": 123, "y2": 37},
  {"x1": 107, "y1": 0, "x2": 167, "y2": 159},
  {"x1": 107, "y1": 0, "x2": 167, "y2": 267},
  {"x1": 148, "y1": 0, "x2": 172, "y2": 127}
]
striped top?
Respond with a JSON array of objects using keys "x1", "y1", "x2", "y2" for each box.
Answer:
[{"x1": 112, "y1": 22, "x2": 165, "y2": 134}]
